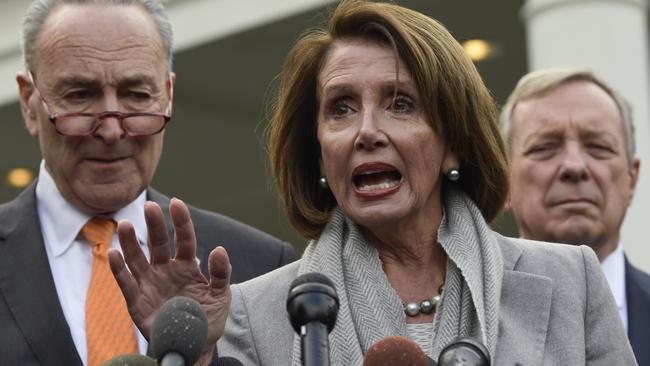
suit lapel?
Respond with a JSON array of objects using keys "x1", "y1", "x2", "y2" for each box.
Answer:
[
  {"x1": 494, "y1": 235, "x2": 552, "y2": 366},
  {"x1": 0, "y1": 184, "x2": 82, "y2": 365},
  {"x1": 625, "y1": 258, "x2": 650, "y2": 364}
]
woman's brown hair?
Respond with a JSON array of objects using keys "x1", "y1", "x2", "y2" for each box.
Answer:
[{"x1": 268, "y1": 0, "x2": 509, "y2": 239}]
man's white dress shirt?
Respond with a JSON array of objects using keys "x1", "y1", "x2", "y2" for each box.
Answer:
[
  {"x1": 601, "y1": 243, "x2": 628, "y2": 332},
  {"x1": 35, "y1": 161, "x2": 150, "y2": 365}
]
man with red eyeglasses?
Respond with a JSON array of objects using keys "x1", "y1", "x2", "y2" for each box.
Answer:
[{"x1": 0, "y1": 1, "x2": 294, "y2": 365}]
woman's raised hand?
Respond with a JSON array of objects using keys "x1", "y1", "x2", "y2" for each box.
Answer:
[{"x1": 108, "y1": 198, "x2": 231, "y2": 362}]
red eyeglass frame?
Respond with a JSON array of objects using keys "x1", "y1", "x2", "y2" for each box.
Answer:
[{"x1": 28, "y1": 71, "x2": 173, "y2": 137}]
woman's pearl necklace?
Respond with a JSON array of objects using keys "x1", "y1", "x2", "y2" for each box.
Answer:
[{"x1": 403, "y1": 284, "x2": 444, "y2": 317}]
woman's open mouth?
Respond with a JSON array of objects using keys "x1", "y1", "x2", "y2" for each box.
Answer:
[{"x1": 352, "y1": 163, "x2": 403, "y2": 196}]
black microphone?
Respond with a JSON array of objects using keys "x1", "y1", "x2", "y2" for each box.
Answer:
[
  {"x1": 363, "y1": 336, "x2": 436, "y2": 366},
  {"x1": 101, "y1": 354, "x2": 158, "y2": 366},
  {"x1": 286, "y1": 272, "x2": 339, "y2": 366},
  {"x1": 438, "y1": 338, "x2": 490, "y2": 366},
  {"x1": 150, "y1": 296, "x2": 208, "y2": 366},
  {"x1": 216, "y1": 356, "x2": 244, "y2": 366}
]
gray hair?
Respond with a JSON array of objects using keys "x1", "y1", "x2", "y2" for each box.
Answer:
[
  {"x1": 22, "y1": 0, "x2": 173, "y2": 72},
  {"x1": 500, "y1": 67, "x2": 636, "y2": 163}
]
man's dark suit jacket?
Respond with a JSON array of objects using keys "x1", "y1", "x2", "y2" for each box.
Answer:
[
  {"x1": 0, "y1": 184, "x2": 295, "y2": 365},
  {"x1": 627, "y1": 259, "x2": 650, "y2": 366}
]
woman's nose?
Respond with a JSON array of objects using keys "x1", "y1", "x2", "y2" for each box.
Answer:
[{"x1": 354, "y1": 109, "x2": 388, "y2": 151}]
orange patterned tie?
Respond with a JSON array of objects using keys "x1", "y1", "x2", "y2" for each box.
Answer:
[{"x1": 82, "y1": 217, "x2": 139, "y2": 366}]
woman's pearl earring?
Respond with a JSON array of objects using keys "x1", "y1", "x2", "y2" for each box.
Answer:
[
  {"x1": 319, "y1": 176, "x2": 329, "y2": 189},
  {"x1": 447, "y1": 169, "x2": 460, "y2": 181}
]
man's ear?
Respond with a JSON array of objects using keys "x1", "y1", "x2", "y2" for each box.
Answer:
[
  {"x1": 627, "y1": 157, "x2": 641, "y2": 206},
  {"x1": 16, "y1": 72, "x2": 39, "y2": 138},
  {"x1": 166, "y1": 72, "x2": 176, "y2": 114}
]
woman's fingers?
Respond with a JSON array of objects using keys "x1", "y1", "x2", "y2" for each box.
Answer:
[
  {"x1": 144, "y1": 201, "x2": 171, "y2": 265},
  {"x1": 117, "y1": 220, "x2": 150, "y2": 280},
  {"x1": 169, "y1": 198, "x2": 197, "y2": 261},
  {"x1": 208, "y1": 246, "x2": 231, "y2": 292}
]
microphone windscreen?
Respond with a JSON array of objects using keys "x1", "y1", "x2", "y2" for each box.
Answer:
[
  {"x1": 290, "y1": 272, "x2": 335, "y2": 289},
  {"x1": 101, "y1": 354, "x2": 157, "y2": 366},
  {"x1": 286, "y1": 272, "x2": 339, "y2": 333},
  {"x1": 217, "y1": 356, "x2": 245, "y2": 366},
  {"x1": 150, "y1": 296, "x2": 208, "y2": 366},
  {"x1": 363, "y1": 336, "x2": 432, "y2": 366},
  {"x1": 438, "y1": 338, "x2": 490, "y2": 366}
]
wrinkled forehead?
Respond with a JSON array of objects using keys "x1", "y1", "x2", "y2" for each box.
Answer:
[
  {"x1": 32, "y1": 3, "x2": 166, "y2": 79},
  {"x1": 317, "y1": 39, "x2": 413, "y2": 96},
  {"x1": 511, "y1": 81, "x2": 626, "y2": 142}
]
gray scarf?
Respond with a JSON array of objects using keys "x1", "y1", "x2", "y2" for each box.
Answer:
[{"x1": 292, "y1": 188, "x2": 503, "y2": 365}]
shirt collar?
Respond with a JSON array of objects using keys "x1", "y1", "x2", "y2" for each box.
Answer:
[
  {"x1": 601, "y1": 243, "x2": 627, "y2": 311},
  {"x1": 35, "y1": 160, "x2": 148, "y2": 257}
]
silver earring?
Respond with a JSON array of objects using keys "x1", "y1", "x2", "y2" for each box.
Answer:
[
  {"x1": 319, "y1": 176, "x2": 329, "y2": 189},
  {"x1": 447, "y1": 169, "x2": 460, "y2": 181}
]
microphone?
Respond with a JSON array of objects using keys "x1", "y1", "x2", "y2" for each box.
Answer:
[
  {"x1": 438, "y1": 338, "x2": 490, "y2": 366},
  {"x1": 286, "y1": 272, "x2": 339, "y2": 366},
  {"x1": 101, "y1": 354, "x2": 158, "y2": 366},
  {"x1": 363, "y1": 336, "x2": 436, "y2": 366},
  {"x1": 150, "y1": 296, "x2": 208, "y2": 366},
  {"x1": 216, "y1": 357, "x2": 244, "y2": 366}
]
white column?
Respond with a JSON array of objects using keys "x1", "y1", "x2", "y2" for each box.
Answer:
[{"x1": 522, "y1": 0, "x2": 650, "y2": 271}]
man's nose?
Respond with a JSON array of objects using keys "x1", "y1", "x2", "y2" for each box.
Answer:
[
  {"x1": 354, "y1": 109, "x2": 388, "y2": 151},
  {"x1": 92, "y1": 96, "x2": 126, "y2": 143},
  {"x1": 558, "y1": 146, "x2": 589, "y2": 182}
]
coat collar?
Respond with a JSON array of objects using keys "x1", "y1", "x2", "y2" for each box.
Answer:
[{"x1": 0, "y1": 182, "x2": 83, "y2": 365}]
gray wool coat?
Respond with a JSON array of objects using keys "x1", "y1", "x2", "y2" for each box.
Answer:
[{"x1": 217, "y1": 233, "x2": 637, "y2": 366}]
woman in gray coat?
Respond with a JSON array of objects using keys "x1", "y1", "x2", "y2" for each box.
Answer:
[{"x1": 110, "y1": 1, "x2": 636, "y2": 365}]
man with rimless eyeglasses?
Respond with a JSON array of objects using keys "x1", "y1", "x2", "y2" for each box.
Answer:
[{"x1": 0, "y1": 1, "x2": 294, "y2": 365}]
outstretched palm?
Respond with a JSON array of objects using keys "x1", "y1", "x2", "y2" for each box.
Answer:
[{"x1": 108, "y1": 198, "x2": 231, "y2": 357}]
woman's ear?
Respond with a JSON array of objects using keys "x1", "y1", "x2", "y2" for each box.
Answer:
[
  {"x1": 318, "y1": 157, "x2": 330, "y2": 189},
  {"x1": 16, "y1": 72, "x2": 40, "y2": 138},
  {"x1": 504, "y1": 198, "x2": 513, "y2": 212},
  {"x1": 441, "y1": 150, "x2": 460, "y2": 176}
]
